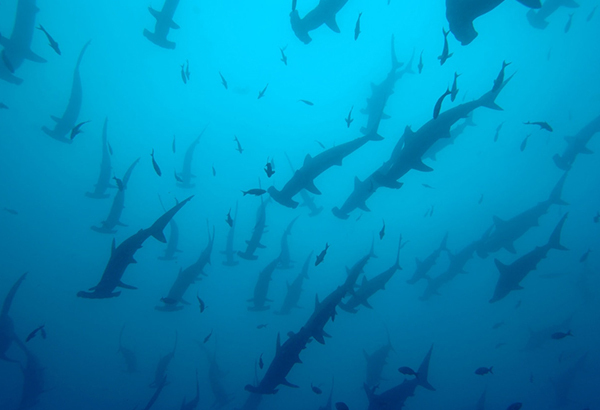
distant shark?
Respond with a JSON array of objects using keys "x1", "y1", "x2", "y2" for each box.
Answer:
[
  {"x1": 78, "y1": 196, "x2": 193, "y2": 299},
  {"x1": 85, "y1": 118, "x2": 115, "y2": 199},
  {"x1": 157, "y1": 225, "x2": 214, "y2": 311},
  {"x1": 0, "y1": 273, "x2": 28, "y2": 362},
  {"x1": 364, "y1": 345, "x2": 435, "y2": 410},
  {"x1": 0, "y1": 0, "x2": 46, "y2": 85},
  {"x1": 248, "y1": 257, "x2": 281, "y2": 311},
  {"x1": 42, "y1": 41, "x2": 91, "y2": 143},
  {"x1": 238, "y1": 199, "x2": 269, "y2": 260},
  {"x1": 275, "y1": 252, "x2": 312, "y2": 315},
  {"x1": 489, "y1": 213, "x2": 568, "y2": 303},
  {"x1": 177, "y1": 128, "x2": 207, "y2": 188},
  {"x1": 290, "y1": 0, "x2": 349, "y2": 44},
  {"x1": 143, "y1": 0, "x2": 181, "y2": 49},
  {"x1": 221, "y1": 202, "x2": 239, "y2": 266},
  {"x1": 527, "y1": 0, "x2": 579, "y2": 29},
  {"x1": 446, "y1": 0, "x2": 541, "y2": 45},
  {"x1": 363, "y1": 330, "x2": 395, "y2": 388},
  {"x1": 553, "y1": 113, "x2": 600, "y2": 171}
]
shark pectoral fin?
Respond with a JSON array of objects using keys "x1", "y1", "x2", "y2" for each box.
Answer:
[
  {"x1": 281, "y1": 378, "x2": 299, "y2": 388},
  {"x1": 128, "y1": 256, "x2": 137, "y2": 264},
  {"x1": 505, "y1": 242, "x2": 517, "y2": 254},
  {"x1": 492, "y1": 215, "x2": 505, "y2": 226},
  {"x1": 314, "y1": 332, "x2": 325, "y2": 344},
  {"x1": 257, "y1": 243, "x2": 267, "y2": 249},
  {"x1": 148, "y1": 7, "x2": 160, "y2": 20},
  {"x1": 117, "y1": 222, "x2": 128, "y2": 227},
  {"x1": 50, "y1": 115, "x2": 61, "y2": 122},
  {"x1": 513, "y1": 284, "x2": 524, "y2": 290},
  {"x1": 494, "y1": 259, "x2": 510, "y2": 274},
  {"x1": 180, "y1": 298, "x2": 191, "y2": 305},
  {"x1": 169, "y1": 20, "x2": 180, "y2": 29},
  {"x1": 118, "y1": 281, "x2": 137, "y2": 290},
  {"x1": 305, "y1": 180, "x2": 321, "y2": 195},
  {"x1": 581, "y1": 147, "x2": 594, "y2": 154},
  {"x1": 362, "y1": 300, "x2": 373, "y2": 309},
  {"x1": 324, "y1": 16, "x2": 341, "y2": 33},
  {"x1": 381, "y1": 113, "x2": 391, "y2": 120},
  {"x1": 24, "y1": 49, "x2": 47, "y2": 63},
  {"x1": 412, "y1": 160, "x2": 434, "y2": 172}
]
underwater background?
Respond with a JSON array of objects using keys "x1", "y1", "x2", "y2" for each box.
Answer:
[{"x1": 1, "y1": 0, "x2": 600, "y2": 409}]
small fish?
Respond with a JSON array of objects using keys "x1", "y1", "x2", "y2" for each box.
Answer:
[
  {"x1": 264, "y1": 160, "x2": 275, "y2": 178},
  {"x1": 520, "y1": 134, "x2": 530, "y2": 152},
  {"x1": 298, "y1": 99, "x2": 314, "y2": 106},
  {"x1": 26, "y1": 325, "x2": 46, "y2": 342},
  {"x1": 172, "y1": 136, "x2": 176, "y2": 153},
  {"x1": 258, "y1": 84, "x2": 269, "y2": 99},
  {"x1": 219, "y1": 71, "x2": 228, "y2": 89},
  {"x1": 234, "y1": 135, "x2": 243, "y2": 154},
  {"x1": 418, "y1": 50, "x2": 423, "y2": 74},
  {"x1": 507, "y1": 403, "x2": 522, "y2": 410},
  {"x1": 70, "y1": 120, "x2": 90, "y2": 140},
  {"x1": 398, "y1": 366, "x2": 417, "y2": 376},
  {"x1": 345, "y1": 106, "x2": 354, "y2": 128},
  {"x1": 580, "y1": 249, "x2": 591, "y2": 263},
  {"x1": 495, "y1": 342, "x2": 507, "y2": 349},
  {"x1": 258, "y1": 354, "x2": 264, "y2": 369},
  {"x1": 587, "y1": 5, "x2": 597, "y2": 22},
  {"x1": 256, "y1": 324, "x2": 268, "y2": 329},
  {"x1": 475, "y1": 366, "x2": 493, "y2": 375},
  {"x1": 594, "y1": 212, "x2": 599, "y2": 223},
  {"x1": 3, "y1": 208, "x2": 18, "y2": 215},
  {"x1": 523, "y1": 121, "x2": 553, "y2": 132},
  {"x1": 335, "y1": 403, "x2": 349, "y2": 410},
  {"x1": 422, "y1": 183, "x2": 435, "y2": 189},
  {"x1": 450, "y1": 72, "x2": 460, "y2": 102},
  {"x1": 315, "y1": 140, "x2": 326, "y2": 149},
  {"x1": 494, "y1": 122, "x2": 504, "y2": 142},
  {"x1": 212, "y1": 165, "x2": 216, "y2": 176},
  {"x1": 107, "y1": 141, "x2": 113, "y2": 155},
  {"x1": 280, "y1": 47, "x2": 288, "y2": 65},
  {"x1": 514, "y1": 300, "x2": 521, "y2": 309},
  {"x1": 379, "y1": 220, "x2": 385, "y2": 240},
  {"x1": 429, "y1": 205, "x2": 434, "y2": 217},
  {"x1": 37, "y1": 25, "x2": 61, "y2": 55},
  {"x1": 185, "y1": 60, "x2": 190, "y2": 80},
  {"x1": 151, "y1": 149, "x2": 162, "y2": 176},
  {"x1": 203, "y1": 330, "x2": 213, "y2": 344},
  {"x1": 433, "y1": 88, "x2": 451, "y2": 119},
  {"x1": 311, "y1": 384, "x2": 322, "y2": 395},
  {"x1": 438, "y1": 27, "x2": 453, "y2": 66},
  {"x1": 551, "y1": 330, "x2": 573, "y2": 340},
  {"x1": 492, "y1": 321, "x2": 504, "y2": 330},
  {"x1": 197, "y1": 294, "x2": 205, "y2": 313},
  {"x1": 355, "y1": 213, "x2": 363, "y2": 221},
  {"x1": 564, "y1": 13, "x2": 574, "y2": 33},
  {"x1": 174, "y1": 170, "x2": 183, "y2": 183},
  {"x1": 180, "y1": 63, "x2": 187, "y2": 84},
  {"x1": 478, "y1": 193, "x2": 484, "y2": 204},
  {"x1": 0, "y1": 103, "x2": 8, "y2": 109},
  {"x1": 493, "y1": 61, "x2": 511, "y2": 92},
  {"x1": 242, "y1": 189, "x2": 266, "y2": 196},
  {"x1": 354, "y1": 12, "x2": 362, "y2": 40},
  {"x1": 315, "y1": 243, "x2": 329, "y2": 266}
]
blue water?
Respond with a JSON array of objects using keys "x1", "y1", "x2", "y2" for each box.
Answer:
[{"x1": 1, "y1": 0, "x2": 599, "y2": 409}]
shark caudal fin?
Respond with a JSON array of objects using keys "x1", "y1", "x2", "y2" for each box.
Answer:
[
  {"x1": 416, "y1": 344, "x2": 436, "y2": 391},
  {"x1": 547, "y1": 213, "x2": 569, "y2": 251},
  {"x1": 548, "y1": 172, "x2": 569, "y2": 206},
  {"x1": 149, "y1": 196, "x2": 193, "y2": 243},
  {"x1": 1, "y1": 272, "x2": 27, "y2": 316}
]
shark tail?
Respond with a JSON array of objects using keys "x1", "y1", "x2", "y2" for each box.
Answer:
[
  {"x1": 76, "y1": 40, "x2": 91, "y2": 70},
  {"x1": 547, "y1": 213, "x2": 568, "y2": 251},
  {"x1": 1, "y1": 272, "x2": 27, "y2": 316},
  {"x1": 549, "y1": 172, "x2": 569, "y2": 206},
  {"x1": 416, "y1": 344, "x2": 436, "y2": 391}
]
